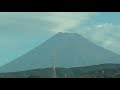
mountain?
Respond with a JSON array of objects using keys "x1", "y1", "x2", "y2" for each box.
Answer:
[
  {"x1": 0, "y1": 64, "x2": 120, "y2": 78},
  {"x1": 0, "y1": 32, "x2": 120, "y2": 73}
]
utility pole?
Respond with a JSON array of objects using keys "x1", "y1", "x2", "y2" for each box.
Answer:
[
  {"x1": 65, "y1": 73, "x2": 67, "y2": 78},
  {"x1": 51, "y1": 50, "x2": 57, "y2": 78},
  {"x1": 102, "y1": 69, "x2": 104, "y2": 74}
]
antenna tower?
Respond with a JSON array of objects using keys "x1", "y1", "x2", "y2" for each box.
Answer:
[{"x1": 51, "y1": 50, "x2": 57, "y2": 78}]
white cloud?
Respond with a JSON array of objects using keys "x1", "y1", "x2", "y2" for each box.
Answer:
[
  {"x1": 39, "y1": 12, "x2": 97, "y2": 33},
  {"x1": 0, "y1": 38, "x2": 13, "y2": 45},
  {"x1": 0, "y1": 12, "x2": 96, "y2": 33},
  {"x1": 0, "y1": 12, "x2": 97, "y2": 45},
  {"x1": 103, "y1": 40, "x2": 113, "y2": 47},
  {"x1": 78, "y1": 23, "x2": 120, "y2": 54}
]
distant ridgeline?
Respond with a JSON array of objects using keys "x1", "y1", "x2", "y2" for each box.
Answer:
[{"x1": 0, "y1": 64, "x2": 120, "y2": 78}]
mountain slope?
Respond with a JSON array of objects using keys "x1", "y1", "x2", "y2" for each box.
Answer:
[{"x1": 0, "y1": 32, "x2": 120, "y2": 73}]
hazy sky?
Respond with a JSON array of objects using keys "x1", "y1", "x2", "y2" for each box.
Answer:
[{"x1": 0, "y1": 12, "x2": 120, "y2": 66}]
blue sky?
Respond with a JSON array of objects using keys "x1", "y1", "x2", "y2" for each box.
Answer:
[{"x1": 0, "y1": 12, "x2": 120, "y2": 66}]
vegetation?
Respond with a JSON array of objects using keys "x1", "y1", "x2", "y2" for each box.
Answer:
[{"x1": 0, "y1": 64, "x2": 120, "y2": 78}]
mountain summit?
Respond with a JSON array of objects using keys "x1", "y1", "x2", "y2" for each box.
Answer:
[{"x1": 0, "y1": 32, "x2": 120, "y2": 72}]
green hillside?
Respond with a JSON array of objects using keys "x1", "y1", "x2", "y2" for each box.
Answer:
[{"x1": 0, "y1": 64, "x2": 120, "y2": 78}]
